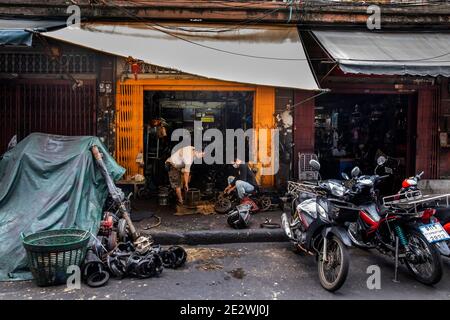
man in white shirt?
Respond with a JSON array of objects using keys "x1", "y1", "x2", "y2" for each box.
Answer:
[{"x1": 165, "y1": 146, "x2": 204, "y2": 205}]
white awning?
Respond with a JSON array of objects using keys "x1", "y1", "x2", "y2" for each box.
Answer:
[
  {"x1": 44, "y1": 23, "x2": 320, "y2": 90},
  {"x1": 313, "y1": 30, "x2": 450, "y2": 77}
]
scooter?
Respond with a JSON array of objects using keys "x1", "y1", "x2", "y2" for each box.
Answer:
[{"x1": 281, "y1": 160, "x2": 353, "y2": 292}]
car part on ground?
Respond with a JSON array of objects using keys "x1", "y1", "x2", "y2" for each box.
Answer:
[
  {"x1": 260, "y1": 218, "x2": 281, "y2": 229},
  {"x1": 155, "y1": 245, "x2": 187, "y2": 269},
  {"x1": 82, "y1": 249, "x2": 110, "y2": 288},
  {"x1": 103, "y1": 241, "x2": 187, "y2": 281}
]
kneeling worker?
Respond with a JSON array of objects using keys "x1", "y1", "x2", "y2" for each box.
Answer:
[
  {"x1": 224, "y1": 158, "x2": 258, "y2": 199},
  {"x1": 165, "y1": 146, "x2": 204, "y2": 205}
]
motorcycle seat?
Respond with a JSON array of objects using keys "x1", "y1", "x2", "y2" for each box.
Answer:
[{"x1": 434, "y1": 207, "x2": 450, "y2": 225}]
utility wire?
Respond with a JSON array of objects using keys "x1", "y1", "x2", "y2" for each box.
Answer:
[
  {"x1": 122, "y1": 0, "x2": 295, "y2": 33},
  {"x1": 96, "y1": 0, "x2": 314, "y2": 61},
  {"x1": 82, "y1": 0, "x2": 450, "y2": 63}
]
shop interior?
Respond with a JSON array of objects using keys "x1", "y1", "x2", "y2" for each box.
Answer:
[
  {"x1": 143, "y1": 90, "x2": 254, "y2": 195},
  {"x1": 314, "y1": 93, "x2": 412, "y2": 179}
]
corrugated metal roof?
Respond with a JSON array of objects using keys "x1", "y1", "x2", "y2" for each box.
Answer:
[
  {"x1": 313, "y1": 30, "x2": 450, "y2": 77},
  {"x1": 44, "y1": 22, "x2": 320, "y2": 90}
]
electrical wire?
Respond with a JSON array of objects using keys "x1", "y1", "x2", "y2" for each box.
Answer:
[
  {"x1": 95, "y1": 0, "x2": 316, "y2": 61},
  {"x1": 121, "y1": 0, "x2": 295, "y2": 33},
  {"x1": 103, "y1": 4, "x2": 450, "y2": 62},
  {"x1": 76, "y1": 1, "x2": 450, "y2": 63},
  {"x1": 126, "y1": 0, "x2": 269, "y2": 10}
]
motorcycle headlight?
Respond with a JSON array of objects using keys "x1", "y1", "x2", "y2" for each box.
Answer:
[{"x1": 317, "y1": 203, "x2": 328, "y2": 220}]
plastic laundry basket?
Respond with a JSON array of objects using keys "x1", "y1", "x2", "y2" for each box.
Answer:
[{"x1": 21, "y1": 228, "x2": 90, "y2": 287}]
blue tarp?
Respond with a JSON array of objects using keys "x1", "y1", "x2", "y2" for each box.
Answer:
[
  {"x1": 0, "y1": 133, "x2": 125, "y2": 281},
  {"x1": 0, "y1": 29, "x2": 32, "y2": 46},
  {"x1": 0, "y1": 19, "x2": 66, "y2": 47}
]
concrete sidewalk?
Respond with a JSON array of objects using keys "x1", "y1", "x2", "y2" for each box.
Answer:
[{"x1": 130, "y1": 199, "x2": 288, "y2": 245}]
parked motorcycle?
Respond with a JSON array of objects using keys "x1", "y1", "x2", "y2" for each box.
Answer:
[
  {"x1": 389, "y1": 168, "x2": 450, "y2": 258},
  {"x1": 345, "y1": 167, "x2": 446, "y2": 285},
  {"x1": 374, "y1": 154, "x2": 402, "y2": 197},
  {"x1": 281, "y1": 160, "x2": 353, "y2": 292}
]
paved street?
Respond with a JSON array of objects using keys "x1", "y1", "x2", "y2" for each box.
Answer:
[{"x1": 1, "y1": 242, "x2": 450, "y2": 300}]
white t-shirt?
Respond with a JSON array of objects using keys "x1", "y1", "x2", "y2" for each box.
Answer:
[{"x1": 167, "y1": 146, "x2": 195, "y2": 172}]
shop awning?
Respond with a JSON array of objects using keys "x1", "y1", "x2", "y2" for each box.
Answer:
[
  {"x1": 313, "y1": 30, "x2": 450, "y2": 77},
  {"x1": 44, "y1": 23, "x2": 320, "y2": 90},
  {"x1": 0, "y1": 19, "x2": 65, "y2": 46}
]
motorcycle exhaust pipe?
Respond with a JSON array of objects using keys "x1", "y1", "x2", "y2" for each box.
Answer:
[{"x1": 281, "y1": 213, "x2": 294, "y2": 240}]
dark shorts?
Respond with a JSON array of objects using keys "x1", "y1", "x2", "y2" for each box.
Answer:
[{"x1": 168, "y1": 165, "x2": 182, "y2": 189}]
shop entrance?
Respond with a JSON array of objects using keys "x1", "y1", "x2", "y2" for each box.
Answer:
[
  {"x1": 143, "y1": 90, "x2": 254, "y2": 191},
  {"x1": 115, "y1": 79, "x2": 275, "y2": 188},
  {"x1": 314, "y1": 93, "x2": 416, "y2": 179}
]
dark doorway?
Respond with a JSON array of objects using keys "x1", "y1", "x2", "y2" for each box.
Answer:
[
  {"x1": 143, "y1": 90, "x2": 254, "y2": 191},
  {"x1": 314, "y1": 93, "x2": 415, "y2": 179}
]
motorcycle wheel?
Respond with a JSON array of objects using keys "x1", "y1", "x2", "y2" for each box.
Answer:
[
  {"x1": 317, "y1": 236, "x2": 349, "y2": 292},
  {"x1": 404, "y1": 229, "x2": 443, "y2": 285},
  {"x1": 214, "y1": 198, "x2": 232, "y2": 214},
  {"x1": 259, "y1": 196, "x2": 272, "y2": 212}
]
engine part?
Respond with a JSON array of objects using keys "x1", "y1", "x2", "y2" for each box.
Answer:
[
  {"x1": 91, "y1": 145, "x2": 140, "y2": 241},
  {"x1": 118, "y1": 218, "x2": 128, "y2": 242},
  {"x1": 134, "y1": 236, "x2": 153, "y2": 255},
  {"x1": 83, "y1": 249, "x2": 110, "y2": 288},
  {"x1": 106, "y1": 231, "x2": 118, "y2": 252},
  {"x1": 159, "y1": 246, "x2": 187, "y2": 269}
]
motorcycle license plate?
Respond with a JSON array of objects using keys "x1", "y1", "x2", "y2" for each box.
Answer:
[{"x1": 419, "y1": 223, "x2": 450, "y2": 243}]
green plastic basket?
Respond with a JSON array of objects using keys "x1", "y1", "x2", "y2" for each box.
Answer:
[{"x1": 21, "y1": 229, "x2": 90, "y2": 287}]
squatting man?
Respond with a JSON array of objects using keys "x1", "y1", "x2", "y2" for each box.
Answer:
[
  {"x1": 165, "y1": 145, "x2": 205, "y2": 205},
  {"x1": 224, "y1": 157, "x2": 258, "y2": 199}
]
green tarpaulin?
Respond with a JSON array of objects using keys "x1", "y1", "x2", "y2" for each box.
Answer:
[{"x1": 0, "y1": 133, "x2": 125, "y2": 281}]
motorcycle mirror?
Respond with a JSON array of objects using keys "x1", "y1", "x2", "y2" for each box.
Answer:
[
  {"x1": 309, "y1": 159, "x2": 321, "y2": 171},
  {"x1": 341, "y1": 172, "x2": 350, "y2": 180},
  {"x1": 377, "y1": 156, "x2": 386, "y2": 166},
  {"x1": 351, "y1": 166, "x2": 361, "y2": 178}
]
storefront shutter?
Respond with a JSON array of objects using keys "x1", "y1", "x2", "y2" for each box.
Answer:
[
  {"x1": 254, "y1": 86, "x2": 275, "y2": 187},
  {"x1": 115, "y1": 83, "x2": 144, "y2": 177}
]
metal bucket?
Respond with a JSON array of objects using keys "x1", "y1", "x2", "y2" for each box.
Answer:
[
  {"x1": 185, "y1": 188, "x2": 201, "y2": 207},
  {"x1": 158, "y1": 186, "x2": 169, "y2": 206}
]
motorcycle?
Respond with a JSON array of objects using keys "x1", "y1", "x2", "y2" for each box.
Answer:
[
  {"x1": 281, "y1": 160, "x2": 353, "y2": 292},
  {"x1": 374, "y1": 154, "x2": 402, "y2": 197},
  {"x1": 345, "y1": 166, "x2": 447, "y2": 285},
  {"x1": 214, "y1": 188, "x2": 272, "y2": 214},
  {"x1": 390, "y1": 168, "x2": 450, "y2": 258}
]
